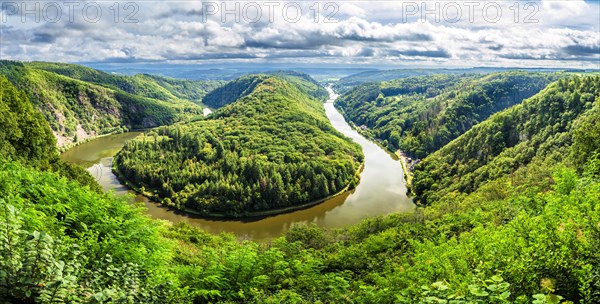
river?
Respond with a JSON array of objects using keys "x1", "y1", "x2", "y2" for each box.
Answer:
[{"x1": 60, "y1": 89, "x2": 414, "y2": 240}]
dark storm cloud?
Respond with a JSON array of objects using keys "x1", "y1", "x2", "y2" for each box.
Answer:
[
  {"x1": 65, "y1": 21, "x2": 97, "y2": 32},
  {"x1": 239, "y1": 16, "x2": 434, "y2": 51},
  {"x1": 243, "y1": 28, "x2": 432, "y2": 51},
  {"x1": 156, "y1": 8, "x2": 204, "y2": 19},
  {"x1": 499, "y1": 53, "x2": 551, "y2": 60},
  {"x1": 341, "y1": 32, "x2": 432, "y2": 42},
  {"x1": 31, "y1": 33, "x2": 56, "y2": 43},
  {"x1": 243, "y1": 36, "x2": 342, "y2": 50},
  {"x1": 85, "y1": 52, "x2": 258, "y2": 64},
  {"x1": 265, "y1": 50, "x2": 334, "y2": 59},
  {"x1": 562, "y1": 44, "x2": 600, "y2": 56},
  {"x1": 243, "y1": 31, "x2": 337, "y2": 50},
  {"x1": 356, "y1": 48, "x2": 375, "y2": 57},
  {"x1": 500, "y1": 52, "x2": 599, "y2": 62},
  {"x1": 169, "y1": 53, "x2": 259, "y2": 60},
  {"x1": 25, "y1": 20, "x2": 110, "y2": 43},
  {"x1": 390, "y1": 49, "x2": 452, "y2": 58}
]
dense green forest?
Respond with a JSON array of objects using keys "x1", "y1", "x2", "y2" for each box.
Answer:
[
  {"x1": 0, "y1": 61, "x2": 220, "y2": 149},
  {"x1": 26, "y1": 62, "x2": 224, "y2": 104},
  {"x1": 3, "y1": 153, "x2": 599, "y2": 303},
  {"x1": 202, "y1": 71, "x2": 327, "y2": 109},
  {"x1": 201, "y1": 75, "x2": 266, "y2": 109},
  {"x1": 114, "y1": 74, "x2": 362, "y2": 217},
  {"x1": 331, "y1": 67, "x2": 528, "y2": 93},
  {"x1": 333, "y1": 68, "x2": 567, "y2": 93},
  {"x1": 413, "y1": 75, "x2": 600, "y2": 203},
  {"x1": 333, "y1": 69, "x2": 466, "y2": 93},
  {"x1": 1, "y1": 71, "x2": 599, "y2": 303},
  {"x1": 336, "y1": 72, "x2": 560, "y2": 158}
]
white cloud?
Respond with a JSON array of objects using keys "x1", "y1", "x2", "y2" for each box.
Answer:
[
  {"x1": 0, "y1": 1, "x2": 598, "y2": 68},
  {"x1": 540, "y1": 0, "x2": 590, "y2": 22},
  {"x1": 338, "y1": 3, "x2": 366, "y2": 18}
]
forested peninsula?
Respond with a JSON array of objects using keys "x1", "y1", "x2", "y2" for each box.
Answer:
[{"x1": 114, "y1": 74, "x2": 363, "y2": 217}]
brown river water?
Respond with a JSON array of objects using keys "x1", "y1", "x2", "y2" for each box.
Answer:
[{"x1": 60, "y1": 88, "x2": 415, "y2": 240}]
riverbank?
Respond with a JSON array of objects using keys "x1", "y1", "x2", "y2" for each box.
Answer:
[
  {"x1": 57, "y1": 128, "x2": 128, "y2": 153},
  {"x1": 332, "y1": 102, "x2": 415, "y2": 195},
  {"x1": 59, "y1": 106, "x2": 214, "y2": 153},
  {"x1": 395, "y1": 150, "x2": 414, "y2": 193}
]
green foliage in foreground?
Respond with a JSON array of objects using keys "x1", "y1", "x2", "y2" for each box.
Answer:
[
  {"x1": 2, "y1": 153, "x2": 599, "y2": 303},
  {"x1": 0, "y1": 162, "x2": 182, "y2": 303},
  {"x1": 336, "y1": 72, "x2": 559, "y2": 158},
  {"x1": 114, "y1": 75, "x2": 363, "y2": 216}
]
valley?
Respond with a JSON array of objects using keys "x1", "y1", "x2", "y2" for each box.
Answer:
[
  {"x1": 1, "y1": 62, "x2": 599, "y2": 303},
  {"x1": 0, "y1": 60, "x2": 223, "y2": 150}
]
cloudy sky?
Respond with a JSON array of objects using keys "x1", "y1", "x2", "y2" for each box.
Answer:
[{"x1": 1, "y1": 0, "x2": 599, "y2": 68}]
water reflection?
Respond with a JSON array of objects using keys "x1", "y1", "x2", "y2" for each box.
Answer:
[{"x1": 60, "y1": 89, "x2": 414, "y2": 240}]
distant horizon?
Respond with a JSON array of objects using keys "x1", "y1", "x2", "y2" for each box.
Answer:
[
  {"x1": 6, "y1": 58, "x2": 600, "y2": 71},
  {"x1": 79, "y1": 61, "x2": 600, "y2": 70}
]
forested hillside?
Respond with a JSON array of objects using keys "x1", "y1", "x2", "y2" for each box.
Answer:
[
  {"x1": 267, "y1": 71, "x2": 329, "y2": 100},
  {"x1": 27, "y1": 61, "x2": 224, "y2": 103},
  {"x1": 0, "y1": 61, "x2": 217, "y2": 148},
  {"x1": 201, "y1": 75, "x2": 267, "y2": 108},
  {"x1": 202, "y1": 71, "x2": 328, "y2": 108},
  {"x1": 336, "y1": 72, "x2": 559, "y2": 158},
  {"x1": 114, "y1": 74, "x2": 363, "y2": 217},
  {"x1": 333, "y1": 68, "x2": 563, "y2": 93},
  {"x1": 333, "y1": 69, "x2": 460, "y2": 93},
  {"x1": 413, "y1": 75, "x2": 600, "y2": 203},
  {"x1": 2, "y1": 71, "x2": 599, "y2": 303},
  {"x1": 0, "y1": 76, "x2": 100, "y2": 190},
  {"x1": 332, "y1": 68, "x2": 511, "y2": 93}
]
